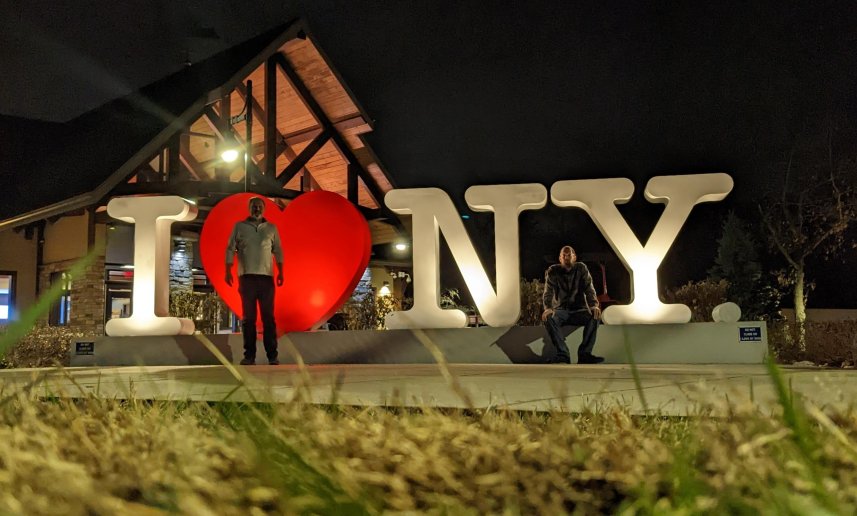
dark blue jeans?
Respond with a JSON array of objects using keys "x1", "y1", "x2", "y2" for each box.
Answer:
[
  {"x1": 238, "y1": 274, "x2": 278, "y2": 361},
  {"x1": 544, "y1": 308, "x2": 599, "y2": 361}
]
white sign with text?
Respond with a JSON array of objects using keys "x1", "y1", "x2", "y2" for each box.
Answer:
[{"x1": 105, "y1": 173, "x2": 732, "y2": 335}]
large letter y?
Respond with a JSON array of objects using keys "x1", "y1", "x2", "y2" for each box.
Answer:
[{"x1": 551, "y1": 174, "x2": 733, "y2": 324}]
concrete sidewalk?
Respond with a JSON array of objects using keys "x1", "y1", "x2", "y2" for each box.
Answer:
[{"x1": 0, "y1": 364, "x2": 854, "y2": 415}]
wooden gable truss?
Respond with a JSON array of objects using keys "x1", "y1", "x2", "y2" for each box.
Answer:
[{"x1": 105, "y1": 26, "x2": 400, "y2": 243}]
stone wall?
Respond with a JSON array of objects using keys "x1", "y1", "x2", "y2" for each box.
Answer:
[
  {"x1": 169, "y1": 238, "x2": 194, "y2": 293},
  {"x1": 39, "y1": 253, "x2": 106, "y2": 336}
]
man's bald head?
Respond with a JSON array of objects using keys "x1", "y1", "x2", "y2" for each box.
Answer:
[
  {"x1": 248, "y1": 197, "x2": 265, "y2": 220},
  {"x1": 559, "y1": 246, "x2": 576, "y2": 268}
]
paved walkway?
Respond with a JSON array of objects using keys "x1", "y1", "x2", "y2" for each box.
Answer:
[{"x1": 0, "y1": 364, "x2": 854, "y2": 415}]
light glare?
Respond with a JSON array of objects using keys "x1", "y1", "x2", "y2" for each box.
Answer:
[{"x1": 221, "y1": 149, "x2": 240, "y2": 163}]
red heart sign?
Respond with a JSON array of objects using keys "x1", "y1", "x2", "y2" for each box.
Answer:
[{"x1": 200, "y1": 191, "x2": 371, "y2": 335}]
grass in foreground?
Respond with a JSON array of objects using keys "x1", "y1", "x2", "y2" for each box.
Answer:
[{"x1": 0, "y1": 385, "x2": 855, "y2": 515}]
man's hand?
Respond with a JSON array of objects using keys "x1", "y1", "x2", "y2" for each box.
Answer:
[
  {"x1": 276, "y1": 267, "x2": 284, "y2": 287},
  {"x1": 225, "y1": 268, "x2": 233, "y2": 287},
  {"x1": 541, "y1": 308, "x2": 555, "y2": 322},
  {"x1": 591, "y1": 306, "x2": 602, "y2": 320}
]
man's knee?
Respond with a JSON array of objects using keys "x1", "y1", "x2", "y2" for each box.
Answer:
[
  {"x1": 585, "y1": 314, "x2": 599, "y2": 329},
  {"x1": 545, "y1": 313, "x2": 561, "y2": 328}
]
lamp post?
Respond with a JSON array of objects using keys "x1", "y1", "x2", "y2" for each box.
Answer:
[{"x1": 220, "y1": 80, "x2": 253, "y2": 192}]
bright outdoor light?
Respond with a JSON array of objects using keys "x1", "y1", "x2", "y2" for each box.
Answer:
[
  {"x1": 221, "y1": 148, "x2": 240, "y2": 163},
  {"x1": 379, "y1": 282, "x2": 392, "y2": 297},
  {"x1": 394, "y1": 242, "x2": 408, "y2": 251}
]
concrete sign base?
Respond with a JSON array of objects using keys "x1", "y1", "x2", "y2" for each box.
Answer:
[{"x1": 70, "y1": 322, "x2": 767, "y2": 367}]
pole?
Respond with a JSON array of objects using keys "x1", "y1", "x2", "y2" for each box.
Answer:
[{"x1": 244, "y1": 80, "x2": 253, "y2": 192}]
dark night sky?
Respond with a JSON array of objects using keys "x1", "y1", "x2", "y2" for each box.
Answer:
[{"x1": 1, "y1": 1, "x2": 856, "y2": 306}]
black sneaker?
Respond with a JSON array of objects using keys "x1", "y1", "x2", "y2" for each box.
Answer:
[
  {"x1": 268, "y1": 359, "x2": 280, "y2": 366},
  {"x1": 544, "y1": 356, "x2": 571, "y2": 364},
  {"x1": 578, "y1": 354, "x2": 605, "y2": 364},
  {"x1": 240, "y1": 358, "x2": 255, "y2": 366}
]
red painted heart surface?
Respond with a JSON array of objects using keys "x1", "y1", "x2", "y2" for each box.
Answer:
[{"x1": 200, "y1": 192, "x2": 371, "y2": 335}]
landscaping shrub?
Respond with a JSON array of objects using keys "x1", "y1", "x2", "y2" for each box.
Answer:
[
  {"x1": 664, "y1": 279, "x2": 728, "y2": 322},
  {"x1": 341, "y1": 293, "x2": 401, "y2": 330},
  {"x1": 169, "y1": 291, "x2": 228, "y2": 334},
  {"x1": 341, "y1": 289, "x2": 462, "y2": 330},
  {"x1": 0, "y1": 324, "x2": 85, "y2": 368},
  {"x1": 518, "y1": 278, "x2": 544, "y2": 326}
]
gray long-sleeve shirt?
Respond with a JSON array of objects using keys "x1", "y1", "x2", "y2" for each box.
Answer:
[
  {"x1": 225, "y1": 218, "x2": 284, "y2": 276},
  {"x1": 542, "y1": 262, "x2": 598, "y2": 311}
]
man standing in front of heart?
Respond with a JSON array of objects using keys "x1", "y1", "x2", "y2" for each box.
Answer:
[
  {"x1": 225, "y1": 197, "x2": 285, "y2": 365},
  {"x1": 541, "y1": 245, "x2": 604, "y2": 364}
]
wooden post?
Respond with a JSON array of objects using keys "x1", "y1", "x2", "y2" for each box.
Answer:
[
  {"x1": 264, "y1": 56, "x2": 277, "y2": 176},
  {"x1": 347, "y1": 163, "x2": 359, "y2": 204},
  {"x1": 215, "y1": 93, "x2": 231, "y2": 182},
  {"x1": 167, "y1": 132, "x2": 181, "y2": 183},
  {"x1": 245, "y1": 80, "x2": 253, "y2": 191}
]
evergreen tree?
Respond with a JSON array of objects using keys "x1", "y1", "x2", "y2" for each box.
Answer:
[{"x1": 709, "y1": 212, "x2": 780, "y2": 319}]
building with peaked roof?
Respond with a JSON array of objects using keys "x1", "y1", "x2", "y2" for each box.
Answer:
[{"x1": 0, "y1": 19, "x2": 409, "y2": 334}]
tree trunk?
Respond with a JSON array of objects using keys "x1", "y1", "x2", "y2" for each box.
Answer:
[
  {"x1": 794, "y1": 264, "x2": 807, "y2": 351},
  {"x1": 794, "y1": 265, "x2": 806, "y2": 324}
]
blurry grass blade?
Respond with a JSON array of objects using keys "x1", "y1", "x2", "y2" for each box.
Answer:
[
  {"x1": 765, "y1": 357, "x2": 838, "y2": 512},
  {"x1": 806, "y1": 404, "x2": 857, "y2": 459},
  {"x1": 0, "y1": 370, "x2": 51, "y2": 407},
  {"x1": 765, "y1": 358, "x2": 812, "y2": 454},
  {"x1": 280, "y1": 334, "x2": 314, "y2": 392},
  {"x1": 229, "y1": 403, "x2": 373, "y2": 514},
  {"x1": 193, "y1": 333, "x2": 245, "y2": 384},
  {"x1": 412, "y1": 329, "x2": 474, "y2": 409},
  {"x1": 622, "y1": 327, "x2": 648, "y2": 413}
]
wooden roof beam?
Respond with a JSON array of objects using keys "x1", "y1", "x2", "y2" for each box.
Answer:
[
  {"x1": 179, "y1": 133, "x2": 207, "y2": 180},
  {"x1": 278, "y1": 116, "x2": 363, "y2": 146},
  {"x1": 273, "y1": 52, "x2": 398, "y2": 226},
  {"x1": 111, "y1": 179, "x2": 302, "y2": 200},
  {"x1": 276, "y1": 129, "x2": 330, "y2": 187},
  {"x1": 301, "y1": 168, "x2": 322, "y2": 192},
  {"x1": 233, "y1": 79, "x2": 319, "y2": 186}
]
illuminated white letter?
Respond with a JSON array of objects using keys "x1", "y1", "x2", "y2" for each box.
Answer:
[
  {"x1": 385, "y1": 185, "x2": 547, "y2": 328},
  {"x1": 551, "y1": 173, "x2": 733, "y2": 324},
  {"x1": 105, "y1": 196, "x2": 198, "y2": 336}
]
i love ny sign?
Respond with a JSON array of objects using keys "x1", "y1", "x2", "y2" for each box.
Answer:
[{"x1": 104, "y1": 173, "x2": 732, "y2": 337}]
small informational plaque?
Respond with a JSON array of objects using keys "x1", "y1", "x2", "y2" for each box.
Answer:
[
  {"x1": 75, "y1": 341, "x2": 95, "y2": 355},
  {"x1": 739, "y1": 327, "x2": 762, "y2": 342}
]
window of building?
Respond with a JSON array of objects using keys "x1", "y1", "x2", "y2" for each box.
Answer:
[
  {"x1": 0, "y1": 272, "x2": 15, "y2": 322},
  {"x1": 48, "y1": 272, "x2": 72, "y2": 326},
  {"x1": 105, "y1": 265, "x2": 133, "y2": 322}
]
